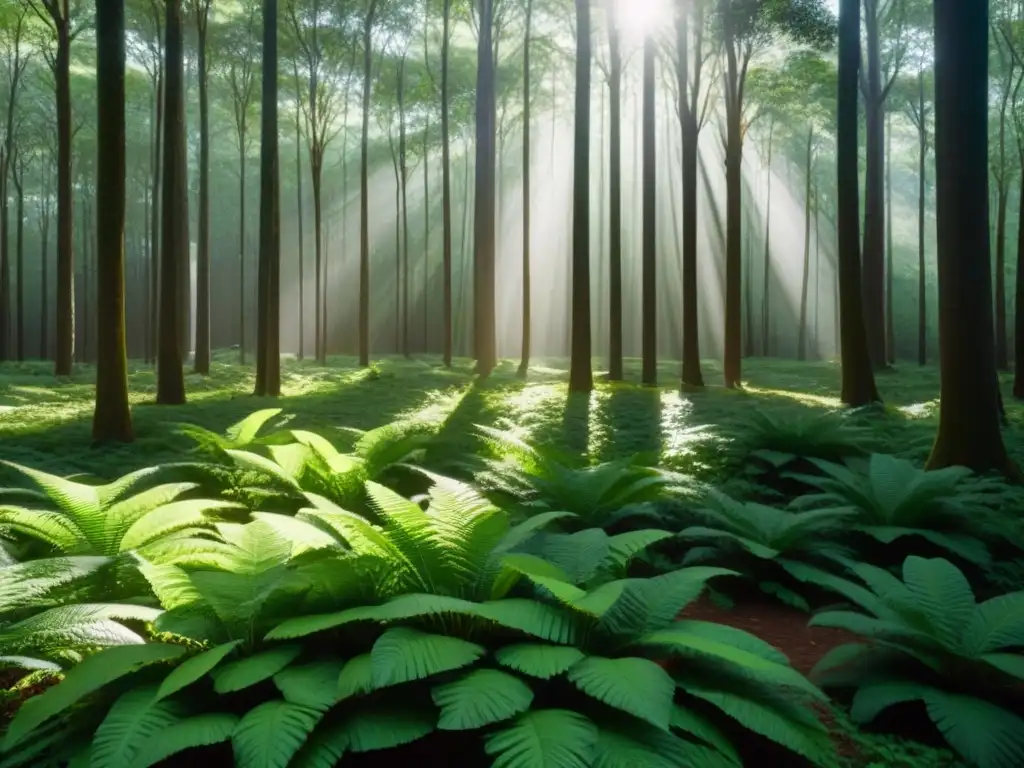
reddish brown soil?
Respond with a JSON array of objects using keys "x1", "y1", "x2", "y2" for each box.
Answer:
[{"x1": 680, "y1": 596, "x2": 858, "y2": 676}]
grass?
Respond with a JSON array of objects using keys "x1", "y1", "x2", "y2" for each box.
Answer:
[{"x1": 4, "y1": 351, "x2": 1021, "y2": 487}]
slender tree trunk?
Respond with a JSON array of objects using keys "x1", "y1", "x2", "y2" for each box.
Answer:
[
  {"x1": 1014, "y1": 148, "x2": 1024, "y2": 395},
  {"x1": 39, "y1": 187, "x2": 50, "y2": 360},
  {"x1": 606, "y1": 0, "x2": 623, "y2": 381},
  {"x1": 996, "y1": 185, "x2": 1010, "y2": 371},
  {"x1": 798, "y1": 128, "x2": 813, "y2": 361},
  {"x1": 760, "y1": 115, "x2": 775, "y2": 357},
  {"x1": 862, "y1": 0, "x2": 887, "y2": 368},
  {"x1": 441, "y1": 0, "x2": 452, "y2": 367},
  {"x1": 473, "y1": 0, "x2": 498, "y2": 376},
  {"x1": 928, "y1": 0, "x2": 1014, "y2": 475},
  {"x1": 568, "y1": 0, "x2": 593, "y2": 392},
  {"x1": 294, "y1": 73, "x2": 305, "y2": 361},
  {"x1": 54, "y1": 19, "x2": 74, "y2": 375},
  {"x1": 12, "y1": 164, "x2": 24, "y2": 362},
  {"x1": 150, "y1": 69, "x2": 163, "y2": 365},
  {"x1": 885, "y1": 113, "x2": 895, "y2": 364},
  {"x1": 194, "y1": 3, "x2": 211, "y2": 374},
  {"x1": 423, "y1": 118, "x2": 430, "y2": 353},
  {"x1": 918, "y1": 87, "x2": 928, "y2": 366},
  {"x1": 359, "y1": 4, "x2": 377, "y2": 367},
  {"x1": 678, "y1": 3, "x2": 704, "y2": 387},
  {"x1": 93, "y1": 0, "x2": 133, "y2": 441},
  {"x1": 157, "y1": 0, "x2": 186, "y2": 405},
  {"x1": 238, "y1": 132, "x2": 247, "y2": 363},
  {"x1": 837, "y1": 0, "x2": 880, "y2": 405},
  {"x1": 399, "y1": 55, "x2": 410, "y2": 358},
  {"x1": 640, "y1": 35, "x2": 656, "y2": 387},
  {"x1": 723, "y1": 39, "x2": 745, "y2": 387},
  {"x1": 391, "y1": 137, "x2": 401, "y2": 351},
  {"x1": 0, "y1": 161, "x2": 8, "y2": 362},
  {"x1": 254, "y1": 0, "x2": 281, "y2": 396},
  {"x1": 518, "y1": 0, "x2": 533, "y2": 376}
]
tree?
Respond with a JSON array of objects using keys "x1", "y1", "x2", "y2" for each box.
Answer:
[
  {"x1": 836, "y1": 0, "x2": 880, "y2": 405},
  {"x1": 473, "y1": 0, "x2": 498, "y2": 377},
  {"x1": 254, "y1": 0, "x2": 281, "y2": 396},
  {"x1": 440, "y1": 0, "x2": 452, "y2": 367},
  {"x1": 359, "y1": 0, "x2": 380, "y2": 368},
  {"x1": 901, "y1": 65, "x2": 931, "y2": 366},
  {"x1": 641, "y1": 32, "x2": 655, "y2": 387},
  {"x1": 156, "y1": 0, "x2": 186, "y2": 405},
  {"x1": 568, "y1": 0, "x2": 592, "y2": 393},
  {"x1": 715, "y1": 0, "x2": 834, "y2": 389},
  {"x1": 224, "y1": 2, "x2": 258, "y2": 365},
  {"x1": 605, "y1": 0, "x2": 623, "y2": 381},
  {"x1": 191, "y1": 0, "x2": 213, "y2": 375},
  {"x1": 27, "y1": 0, "x2": 87, "y2": 377},
  {"x1": 10, "y1": 145, "x2": 27, "y2": 360},
  {"x1": 287, "y1": 0, "x2": 345, "y2": 365},
  {"x1": 861, "y1": 0, "x2": 906, "y2": 368},
  {"x1": 674, "y1": 0, "x2": 715, "y2": 388},
  {"x1": 0, "y1": 7, "x2": 29, "y2": 362},
  {"x1": 517, "y1": 0, "x2": 532, "y2": 377},
  {"x1": 92, "y1": 0, "x2": 133, "y2": 442}
]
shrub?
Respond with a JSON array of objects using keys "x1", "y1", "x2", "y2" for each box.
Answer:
[{"x1": 810, "y1": 556, "x2": 1024, "y2": 768}]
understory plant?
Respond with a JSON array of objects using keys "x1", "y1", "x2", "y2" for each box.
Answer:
[
  {"x1": 472, "y1": 425, "x2": 694, "y2": 529},
  {"x1": 676, "y1": 489, "x2": 859, "y2": 611},
  {"x1": 791, "y1": 454, "x2": 1010, "y2": 569},
  {"x1": 810, "y1": 556, "x2": 1024, "y2": 768},
  {"x1": 1, "y1": 475, "x2": 834, "y2": 767}
]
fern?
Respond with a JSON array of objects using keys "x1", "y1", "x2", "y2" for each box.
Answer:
[{"x1": 810, "y1": 556, "x2": 1024, "y2": 768}]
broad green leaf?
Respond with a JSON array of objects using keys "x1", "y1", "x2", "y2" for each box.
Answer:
[
  {"x1": 495, "y1": 643, "x2": 585, "y2": 680},
  {"x1": 90, "y1": 686, "x2": 185, "y2": 768},
  {"x1": 212, "y1": 645, "x2": 302, "y2": 694},
  {"x1": 567, "y1": 656, "x2": 675, "y2": 730},
  {"x1": 336, "y1": 706, "x2": 436, "y2": 752},
  {"x1": 432, "y1": 669, "x2": 534, "y2": 730},
  {"x1": 133, "y1": 713, "x2": 240, "y2": 768},
  {"x1": 485, "y1": 709, "x2": 598, "y2": 768},
  {"x1": 156, "y1": 640, "x2": 243, "y2": 701},
  {"x1": 370, "y1": 627, "x2": 484, "y2": 687},
  {"x1": 232, "y1": 700, "x2": 324, "y2": 768},
  {"x1": 273, "y1": 659, "x2": 346, "y2": 709}
]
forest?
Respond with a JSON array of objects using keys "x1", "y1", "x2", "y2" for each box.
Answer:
[{"x1": 0, "y1": 0, "x2": 1022, "y2": 766}]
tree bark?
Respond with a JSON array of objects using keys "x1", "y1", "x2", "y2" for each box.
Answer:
[
  {"x1": 518, "y1": 0, "x2": 533, "y2": 376},
  {"x1": 606, "y1": 0, "x2": 623, "y2": 381},
  {"x1": 11, "y1": 157, "x2": 24, "y2": 361},
  {"x1": 399, "y1": 55, "x2": 410, "y2": 358},
  {"x1": 917, "y1": 73, "x2": 928, "y2": 367},
  {"x1": 885, "y1": 112, "x2": 895, "y2": 364},
  {"x1": 640, "y1": 35, "x2": 656, "y2": 387},
  {"x1": 837, "y1": 0, "x2": 881, "y2": 405},
  {"x1": 760, "y1": 115, "x2": 774, "y2": 357},
  {"x1": 441, "y1": 0, "x2": 453, "y2": 366},
  {"x1": 150, "y1": 64, "x2": 163, "y2": 366},
  {"x1": 93, "y1": 0, "x2": 133, "y2": 441},
  {"x1": 473, "y1": 0, "x2": 498, "y2": 377},
  {"x1": 928, "y1": 0, "x2": 1015, "y2": 476},
  {"x1": 723, "y1": 36, "x2": 745, "y2": 387},
  {"x1": 359, "y1": 2, "x2": 377, "y2": 367},
  {"x1": 194, "y1": 0, "x2": 211, "y2": 374},
  {"x1": 862, "y1": 0, "x2": 887, "y2": 369},
  {"x1": 294, "y1": 66, "x2": 305, "y2": 360},
  {"x1": 568, "y1": 0, "x2": 592, "y2": 392},
  {"x1": 157, "y1": 0, "x2": 186, "y2": 405},
  {"x1": 254, "y1": 0, "x2": 281, "y2": 396},
  {"x1": 798, "y1": 128, "x2": 813, "y2": 361},
  {"x1": 53, "y1": 16, "x2": 74, "y2": 375}
]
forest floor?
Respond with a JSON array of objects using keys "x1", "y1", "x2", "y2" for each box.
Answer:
[{"x1": 0, "y1": 353, "x2": 1010, "y2": 767}]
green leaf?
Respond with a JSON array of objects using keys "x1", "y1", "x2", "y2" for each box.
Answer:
[
  {"x1": 670, "y1": 706, "x2": 741, "y2": 765},
  {"x1": 495, "y1": 643, "x2": 585, "y2": 680},
  {"x1": 212, "y1": 645, "x2": 302, "y2": 694},
  {"x1": 901, "y1": 556, "x2": 976, "y2": 651},
  {"x1": 567, "y1": 656, "x2": 675, "y2": 730},
  {"x1": 432, "y1": 668, "x2": 534, "y2": 730},
  {"x1": 273, "y1": 659, "x2": 346, "y2": 709},
  {"x1": 925, "y1": 688, "x2": 1024, "y2": 768},
  {"x1": 226, "y1": 408, "x2": 284, "y2": 445},
  {"x1": 156, "y1": 640, "x2": 243, "y2": 701},
  {"x1": 594, "y1": 722, "x2": 734, "y2": 768},
  {"x1": 289, "y1": 722, "x2": 349, "y2": 768},
  {"x1": 337, "y1": 705, "x2": 436, "y2": 752},
  {"x1": 336, "y1": 653, "x2": 374, "y2": 701},
  {"x1": 485, "y1": 709, "x2": 598, "y2": 768},
  {"x1": 371, "y1": 627, "x2": 485, "y2": 687},
  {"x1": 232, "y1": 700, "x2": 324, "y2": 768},
  {"x1": 133, "y1": 713, "x2": 240, "y2": 768},
  {"x1": 90, "y1": 686, "x2": 185, "y2": 768},
  {"x1": 850, "y1": 680, "x2": 928, "y2": 723},
  {"x1": 2, "y1": 644, "x2": 186, "y2": 751},
  {"x1": 475, "y1": 598, "x2": 579, "y2": 644}
]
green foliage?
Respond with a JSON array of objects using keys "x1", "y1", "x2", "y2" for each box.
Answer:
[
  {"x1": 792, "y1": 454, "x2": 1009, "y2": 568},
  {"x1": 677, "y1": 489, "x2": 858, "y2": 610},
  {"x1": 810, "y1": 556, "x2": 1024, "y2": 768}
]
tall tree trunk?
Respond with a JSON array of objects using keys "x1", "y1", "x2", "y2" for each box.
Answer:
[
  {"x1": 473, "y1": 0, "x2": 498, "y2": 376},
  {"x1": 39, "y1": 181, "x2": 50, "y2": 360},
  {"x1": 13, "y1": 167, "x2": 23, "y2": 361},
  {"x1": 928, "y1": 0, "x2": 1014, "y2": 475},
  {"x1": 254, "y1": 0, "x2": 281, "y2": 396},
  {"x1": 640, "y1": 35, "x2": 656, "y2": 387},
  {"x1": 423, "y1": 118, "x2": 430, "y2": 353},
  {"x1": 837, "y1": 0, "x2": 880, "y2": 405},
  {"x1": 568, "y1": 0, "x2": 593, "y2": 392},
  {"x1": 54, "y1": 19, "x2": 74, "y2": 375},
  {"x1": 399, "y1": 55, "x2": 410, "y2": 358},
  {"x1": 722, "y1": 36, "x2": 745, "y2": 387},
  {"x1": 0, "y1": 163, "x2": 8, "y2": 361},
  {"x1": 996, "y1": 184, "x2": 1010, "y2": 372},
  {"x1": 157, "y1": 0, "x2": 186, "y2": 405},
  {"x1": 359, "y1": 3, "x2": 377, "y2": 367},
  {"x1": 760, "y1": 115, "x2": 774, "y2": 357},
  {"x1": 862, "y1": 0, "x2": 887, "y2": 368},
  {"x1": 918, "y1": 79, "x2": 928, "y2": 367},
  {"x1": 798, "y1": 128, "x2": 813, "y2": 361},
  {"x1": 606, "y1": 0, "x2": 623, "y2": 381},
  {"x1": 93, "y1": 0, "x2": 133, "y2": 441},
  {"x1": 391, "y1": 135, "x2": 401, "y2": 351},
  {"x1": 885, "y1": 114, "x2": 896, "y2": 364},
  {"x1": 194, "y1": 1, "x2": 211, "y2": 374},
  {"x1": 294, "y1": 71, "x2": 305, "y2": 361},
  {"x1": 518, "y1": 0, "x2": 533, "y2": 376},
  {"x1": 441, "y1": 0, "x2": 452, "y2": 367},
  {"x1": 678, "y1": 2, "x2": 704, "y2": 387},
  {"x1": 150, "y1": 68, "x2": 163, "y2": 365},
  {"x1": 1014, "y1": 148, "x2": 1024, "y2": 395}
]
